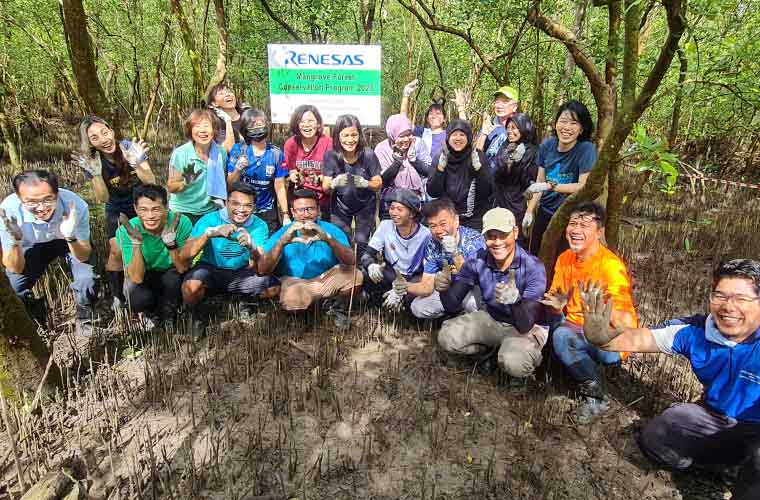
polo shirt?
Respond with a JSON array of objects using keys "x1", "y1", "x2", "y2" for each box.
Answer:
[
  {"x1": 168, "y1": 141, "x2": 228, "y2": 215},
  {"x1": 115, "y1": 211, "x2": 192, "y2": 271},
  {"x1": 0, "y1": 189, "x2": 90, "y2": 252},
  {"x1": 442, "y1": 246, "x2": 546, "y2": 332},
  {"x1": 262, "y1": 220, "x2": 349, "y2": 279},
  {"x1": 367, "y1": 219, "x2": 430, "y2": 277},
  {"x1": 227, "y1": 143, "x2": 287, "y2": 212},
  {"x1": 422, "y1": 225, "x2": 486, "y2": 275},
  {"x1": 190, "y1": 209, "x2": 268, "y2": 270}
]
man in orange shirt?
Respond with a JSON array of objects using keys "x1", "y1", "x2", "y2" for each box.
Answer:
[{"x1": 542, "y1": 202, "x2": 637, "y2": 423}]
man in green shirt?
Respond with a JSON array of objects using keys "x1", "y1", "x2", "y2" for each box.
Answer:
[{"x1": 115, "y1": 184, "x2": 192, "y2": 325}]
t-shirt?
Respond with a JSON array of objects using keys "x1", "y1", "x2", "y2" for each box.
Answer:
[
  {"x1": 84, "y1": 139, "x2": 142, "y2": 214},
  {"x1": 367, "y1": 219, "x2": 431, "y2": 276},
  {"x1": 484, "y1": 124, "x2": 507, "y2": 169},
  {"x1": 214, "y1": 117, "x2": 243, "y2": 146},
  {"x1": 262, "y1": 220, "x2": 349, "y2": 279},
  {"x1": 422, "y1": 225, "x2": 486, "y2": 275},
  {"x1": 190, "y1": 209, "x2": 268, "y2": 270},
  {"x1": 227, "y1": 143, "x2": 287, "y2": 212},
  {"x1": 537, "y1": 137, "x2": 597, "y2": 214},
  {"x1": 414, "y1": 126, "x2": 446, "y2": 165},
  {"x1": 116, "y1": 211, "x2": 192, "y2": 271},
  {"x1": 282, "y1": 135, "x2": 333, "y2": 206},
  {"x1": 323, "y1": 148, "x2": 381, "y2": 215},
  {"x1": 0, "y1": 189, "x2": 90, "y2": 253},
  {"x1": 168, "y1": 141, "x2": 228, "y2": 216},
  {"x1": 549, "y1": 245, "x2": 637, "y2": 328}
]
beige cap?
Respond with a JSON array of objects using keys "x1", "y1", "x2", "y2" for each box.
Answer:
[{"x1": 481, "y1": 207, "x2": 517, "y2": 234}]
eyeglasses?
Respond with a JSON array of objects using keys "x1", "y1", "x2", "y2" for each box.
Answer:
[
  {"x1": 567, "y1": 215, "x2": 600, "y2": 229},
  {"x1": 292, "y1": 206, "x2": 318, "y2": 214},
  {"x1": 229, "y1": 202, "x2": 255, "y2": 210},
  {"x1": 22, "y1": 197, "x2": 58, "y2": 210},
  {"x1": 709, "y1": 291, "x2": 760, "y2": 306}
]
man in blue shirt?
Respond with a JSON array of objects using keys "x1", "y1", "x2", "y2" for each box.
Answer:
[
  {"x1": 181, "y1": 183, "x2": 273, "y2": 336},
  {"x1": 580, "y1": 259, "x2": 760, "y2": 500},
  {"x1": 438, "y1": 207, "x2": 547, "y2": 381},
  {"x1": 0, "y1": 170, "x2": 98, "y2": 336},
  {"x1": 407, "y1": 198, "x2": 486, "y2": 319},
  {"x1": 258, "y1": 189, "x2": 362, "y2": 329}
]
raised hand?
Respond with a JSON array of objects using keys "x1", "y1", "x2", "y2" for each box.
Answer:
[
  {"x1": 121, "y1": 138, "x2": 150, "y2": 167},
  {"x1": 72, "y1": 151, "x2": 102, "y2": 177},
  {"x1": 234, "y1": 154, "x2": 250, "y2": 172},
  {"x1": 392, "y1": 268, "x2": 408, "y2": 297},
  {"x1": 437, "y1": 143, "x2": 449, "y2": 171},
  {"x1": 522, "y1": 212, "x2": 534, "y2": 231},
  {"x1": 579, "y1": 281, "x2": 617, "y2": 346},
  {"x1": 403, "y1": 79, "x2": 419, "y2": 97},
  {"x1": 434, "y1": 265, "x2": 452, "y2": 293},
  {"x1": 0, "y1": 208, "x2": 23, "y2": 245},
  {"x1": 59, "y1": 203, "x2": 77, "y2": 240},
  {"x1": 441, "y1": 234, "x2": 458, "y2": 256},
  {"x1": 480, "y1": 112, "x2": 496, "y2": 136},
  {"x1": 204, "y1": 223, "x2": 236, "y2": 239},
  {"x1": 471, "y1": 149, "x2": 482, "y2": 172},
  {"x1": 182, "y1": 164, "x2": 201, "y2": 186},
  {"x1": 452, "y1": 88, "x2": 470, "y2": 115},
  {"x1": 211, "y1": 106, "x2": 232, "y2": 124},
  {"x1": 161, "y1": 214, "x2": 181, "y2": 247},
  {"x1": 495, "y1": 270, "x2": 520, "y2": 305},
  {"x1": 332, "y1": 173, "x2": 350, "y2": 189},
  {"x1": 407, "y1": 140, "x2": 417, "y2": 163},
  {"x1": 540, "y1": 286, "x2": 574, "y2": 311},
  {"x1": 119, "y1": 213, "x2": 143, "y2": 246},
  {"x1": 351, "y1": 175, "x2": 369, "y2": 189}
]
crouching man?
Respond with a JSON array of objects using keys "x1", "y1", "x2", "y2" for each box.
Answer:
[
  {"x1": 258, "y1": 189, "x2": 362, "y2": 329},
  {"x1": 360, "y1": 189, "x2": 430, "y2": 309},
  {"x1": 579, "y1": 259, "x2": 760, "y2": 500},
  {"x1": 0, "y1": 170, "x2": 98, "y2": 336},
  {"x1": 116, "y1": 184, "x2": 192, "y2": 326},
  {"x1": 437, "y1": 208, "x2": 547, "y2": 382},
  {"x1": 409, "y1": 198, "x2": 486, "y2": 319},
  {"x1": 181, "y1": 183, "x2": 273, "y2": 337}
]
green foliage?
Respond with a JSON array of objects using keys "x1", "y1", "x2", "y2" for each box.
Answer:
[{"x1": 629, "y1": 124, "x2": 680, "y2": 194}]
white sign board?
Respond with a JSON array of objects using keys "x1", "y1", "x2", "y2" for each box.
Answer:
[{"x1": 268, "y1": 44, "x2": 382, "y2": 127}]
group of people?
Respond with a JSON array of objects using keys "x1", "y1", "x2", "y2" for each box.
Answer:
[{"x1": 0, "y1": 81, "x2": 758, "y2": 499}]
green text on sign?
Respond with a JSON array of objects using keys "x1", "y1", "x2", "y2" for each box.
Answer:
[{"x1": 269, "y1": 69, "x2": 381, "y2": 96}]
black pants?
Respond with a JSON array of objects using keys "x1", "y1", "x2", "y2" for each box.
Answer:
[
  {"x1": 527, "y1": 209, "x2": 568, "y2": 257},
  {"x1": 331, "y1": 204, "x2": 375, "y2": 257},
  {"x1": 256, "y1": 206, "x2": 281, "y2": 235},
  {"x1": 124, "y1": 269, "x2": 182, "y2": 314},
  {"x1": 360, "y1": 266, "x2": 421, "y2": 307}
]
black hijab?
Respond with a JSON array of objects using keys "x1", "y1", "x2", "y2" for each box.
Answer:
[{"x1": 445, "y1": 119, "x2": 474, "y2": 169}]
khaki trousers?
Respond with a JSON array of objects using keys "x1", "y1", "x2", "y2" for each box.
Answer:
[{"x1": 279, "y1": 264, "x2": 363, "y2": 311}]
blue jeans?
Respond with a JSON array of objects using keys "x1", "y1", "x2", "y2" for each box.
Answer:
[{"x1": 552, "y1": 322, "x2": 621, "y2": 382}]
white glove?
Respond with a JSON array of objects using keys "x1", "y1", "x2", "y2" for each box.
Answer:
[
  {"x1": 72, "y1": 152, "x2": 102, "y2": 177},
  {"x1": 205, "y1": 224, "x2": 236, "y2": 238},
  {"x1": 522, "y1": 212, "x2": 534, "y2": 231},
  {"x1": 480, "y1": 112, "x2": 497, "y2": 135},
  {"x1": 407, "y1": 140, "x2": 417, "y2": 163},
  {"x1": 441, "y1": 234, "x2": 458, "y2": 255},
  {"x1": 121, "y1": 138, "x2": 150, "y2": 167},
  {"x1": 351, "y1": 175, "x2": 369, "y2": 189},
  {"x1": 59, "y1": 203, "x2": 78, "y2": 240},
  {"x1": 235, "y1": 154, "x2": 250, "y2": 172},
  {"x1": 0, "y1": 208, "x2": 23, "y2": 246},
  {"x1": 332, "y1": 173, "x2": 350, "y2": 188},
  {"x1": 282, "y1": 213, "x2": 292, "y2": 226},
  {"x1": 471, "y1": 149, "x2": 482, "y2": 172},
  {"x1": 382, "y1": 289, "x2": 404, "y2": 311},
  {"x1": 495, "y1": 270, "x2": 520, "y2": 305},
  {"x1": 212, "y1": 107, "x2": 232, "y2": 124},
  {"x1": 368, "y1": 263, "x2": 385, "y2": 284},
  {"x1": 524, "y1": 182, "x2": 553, "y2": 195},
  {"x1": 403, "y1": 79, "x2": 419, "y2": 97}
]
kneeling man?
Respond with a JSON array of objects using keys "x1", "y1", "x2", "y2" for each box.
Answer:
[{"x1": 437, "y1": 207, "x2": 547, "y2": 381}]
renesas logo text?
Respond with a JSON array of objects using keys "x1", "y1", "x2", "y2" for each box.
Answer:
[{"x1": 284, "y1": 51, "x2": 365, "y2": 66}]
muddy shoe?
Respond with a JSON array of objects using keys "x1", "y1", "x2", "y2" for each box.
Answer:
[
  {"x1": 476, "y1": 348, "x2": 499, "y2": 376},
  {"x1": 574, "y1": 396, "x2": 611, "y2": 424},
  {"x1": 239, "y1": 302, "x2": 258, "y2": 323},
  {"x1": 323, "y1": 298, "x2": 350, "y2": 330}
]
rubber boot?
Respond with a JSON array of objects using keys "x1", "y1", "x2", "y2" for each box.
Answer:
[{"x1": 21, "y1": 293, "x2": 48, "y2": 329}]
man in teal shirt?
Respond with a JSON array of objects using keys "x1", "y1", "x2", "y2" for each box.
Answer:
[
  {"x1": 259, "y1": 189, "x2": 362, "y2": 328},
  {"x1": 181, "y1": 183, "x2": 274, "y2": 335}
]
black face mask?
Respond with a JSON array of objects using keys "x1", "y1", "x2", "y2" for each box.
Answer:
[{"x1": 245, "y1": 126, "x2": 268, "y2": 142}]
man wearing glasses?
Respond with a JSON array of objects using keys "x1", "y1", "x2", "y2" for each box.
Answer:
[
  {"x1": 541, "y1": 201, "x2": 637, "y2": 423},
  {"x1": 258, "y1": 189, "x2": 362, "y2": 329},
  {"x1": 0, "y1": 170, "x2": 97, "y2": 336},
  {"x1": 181, "y1": 183, "x2": 273, "y2": 337},
  {"x1": 579, "y1": 259, "x2": 760, "y2": 500}
]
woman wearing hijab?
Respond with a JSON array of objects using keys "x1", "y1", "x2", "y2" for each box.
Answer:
[
  {"x1": 490, "y1": 113, "x2": 539, "y2": 232},
  {"x1": 375, "y1": 113, "x2": 432, "y2": 219},
  {"x1": 427, "y1": 119, "x2": 493, "y2": 232}
]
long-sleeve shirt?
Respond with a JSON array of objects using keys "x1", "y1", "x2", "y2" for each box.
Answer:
[{"x1": 426, "y1": 152, "x2": 493, "y2": 231}]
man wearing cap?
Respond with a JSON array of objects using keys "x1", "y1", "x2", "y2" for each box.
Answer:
[
  {"x1": 475, "y1": 86, "x2": 519, "y2": 170},
  {"x1": 437, "y1": 207, "x2": 547, "y2": 381},
  {"x1": 360, "y1": 188, "x2": 431, "y2": 309}
]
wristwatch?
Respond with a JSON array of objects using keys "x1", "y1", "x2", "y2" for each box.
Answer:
[
  {"x1": 548, "y1": 181, "x2": 558, "y2": 191},
  {"x1": 165, "y1": 242, "x2": 178, "y2": 250},
  {"x1": 65, "y1": 236, "x2": 77, "y2": 243}
]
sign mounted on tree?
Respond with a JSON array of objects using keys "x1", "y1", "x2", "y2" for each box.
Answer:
[{"x1": 268, "y1": 44, "x2": 382, "y2": 127}]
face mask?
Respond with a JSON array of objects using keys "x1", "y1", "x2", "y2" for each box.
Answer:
[{"x1": 245, "y1": 126, "x2": 268, "y2": 142}]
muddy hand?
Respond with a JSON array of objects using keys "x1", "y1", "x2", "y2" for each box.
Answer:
[
  {"x1": 392, "y1": 268, "x2": 408, "y2": 297},
  {"x1": 72, "y1": 151, "x2": 102, "y2": 177},
  {"x1": 0, "y1": 208, "x2": 23, "y2": 244},
  {"x1": 434, "y1": 265, "x2": 452, "y2": 293},
  {"x1": 495, "y1": 269, "x2": 520, "y2": 305},
  {"x1": 119, "y1": 213, "x2": 143, "y2": 246},
  {"x1": 540, "y1": 286, "x2": 574, "y2": 311},
  {"x1": 59, "y1": 203, "x2": 77, "y2": 240},
  {"x1": 183, "y1": 164, "x2": 201, "y2": 185},
  {"x1": 121, "y1": 139, "x2": 150, "y2": 167},
  {"x1": 580, "y1": 281, "x2": 617, "y2": 346},
  {"x1": 161, "y1": 213, "x2": 181, "y2": 247}
]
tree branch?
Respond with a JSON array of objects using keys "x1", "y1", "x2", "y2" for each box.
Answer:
[{"x1": 259, "y1": 0, "x2": 303, "y2": 42}]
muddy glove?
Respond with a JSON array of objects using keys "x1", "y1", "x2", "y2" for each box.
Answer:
[
  {"x1": 495, "y1": 270, "x2": 520, "y2": 305},
  {"x1": 72, "y1": 151, "x2": 102, "y2": 177},
  {"x1": 437, "y1": 143, "x2": 449, "y2": 171},
  {"x1": 332, "y1": 173, "x2": 350, "y2": 188},
  {"x1": 351, "y1": 175, "x2": 369, "y2": 189},
  {"x1": 59, "y1": 203, "x2": 78, "y2": 241},
  {"x1": 407, "y1": 140, "x2": 417, "y2": 163},
  {"x1": 382, "y1": 289, "x2": 404, "y2": 311},
  {"x1": 434, "y1": 265, "x2": 452, "y2": 293},
  {"x1": 540, "y1": 286, "x2": 574, "y2": 311},
  {"x1": 182, "y1": 164, "x2": 201, "y2": 186},
  {"x1": 392, "y1": 269, "x2": 408, "y2": 296},
  {"x1": 234, "y1": 154, "x2": 250, "y2": 172},
  {"x1": 0, "y1": 208, "x2": 23, "y2": 246},
  {"x1": 480, "y1": 112, "x2": 496, "y2": 136},
  {"x1": 441, "y1": 234, "x2": 459, "y2": 256},
  {"x1": 161, "y1": 214, "x2": 181, "y2": 248},
  {"x1": 403, "y1": 79, "x2": 419, "y2": 97},
  {"x1": 522, "y1": 212, "x2": 534, "y2": 231},
  {"x1": 579, "y1": 281, "x2": 617, "y2": 346},
  {"x1": 119, "y1": 213, "x2": 143, "y2": 247},
  {"x1": 471, "y1": 149, "x2": 482, "y2": 172},
  {"x1": 212, "y1": 106, "x2": 232, "y2": 124},
  {"x1": 392, "y1": 146, "x2": 405, "y2": 163},
  {"x1": 289, "y1": 169, "x2": 303, "y2": 185},
  {"x1": 204, "y1": 223, "x2": 236, "y2": 239},
  {"x1": 121, "y1": 138, "x2": 150, "y2": 167},
  {"x1": 367, "y1": 262, "x2": 385, "y2": 284},
  {"x1": 513, "y1": 143, "x2": 526, "y2": 162},
  {"x1": 524, "y1": 182, "x2": 553, "y2": 196}
]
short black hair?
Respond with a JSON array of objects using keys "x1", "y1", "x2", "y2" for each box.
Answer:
[
  {"x1": 421, "y1": 197, "x2": 457, "y2": 219},
  {"x1": 228, "y1": 182, "x2": 256, "y2": 200},
  {"x1": 290, "y1": 188, "x2": 318, "y2": 207},
  {"x1": 331, "y1": 114, "x2": 366, "y2": 158},
  {"x1": 569, "y1": 201, "x2": 606, "y2": 228},
  {"x1": 133, "y1": 184, "x2": 168, "y2": 206},
  {"x1": 13, "y1": 170, "x2": 59, "y2": 194},
  {"x1": 714, "y1": 259, "x2": 760, "y2": 296},
  {"x1": 425, "y1": 103, "x2": 445, "y2": 124},
  {"x1": 554, "y1": 100, "x2": 595, "y2": 143}
]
